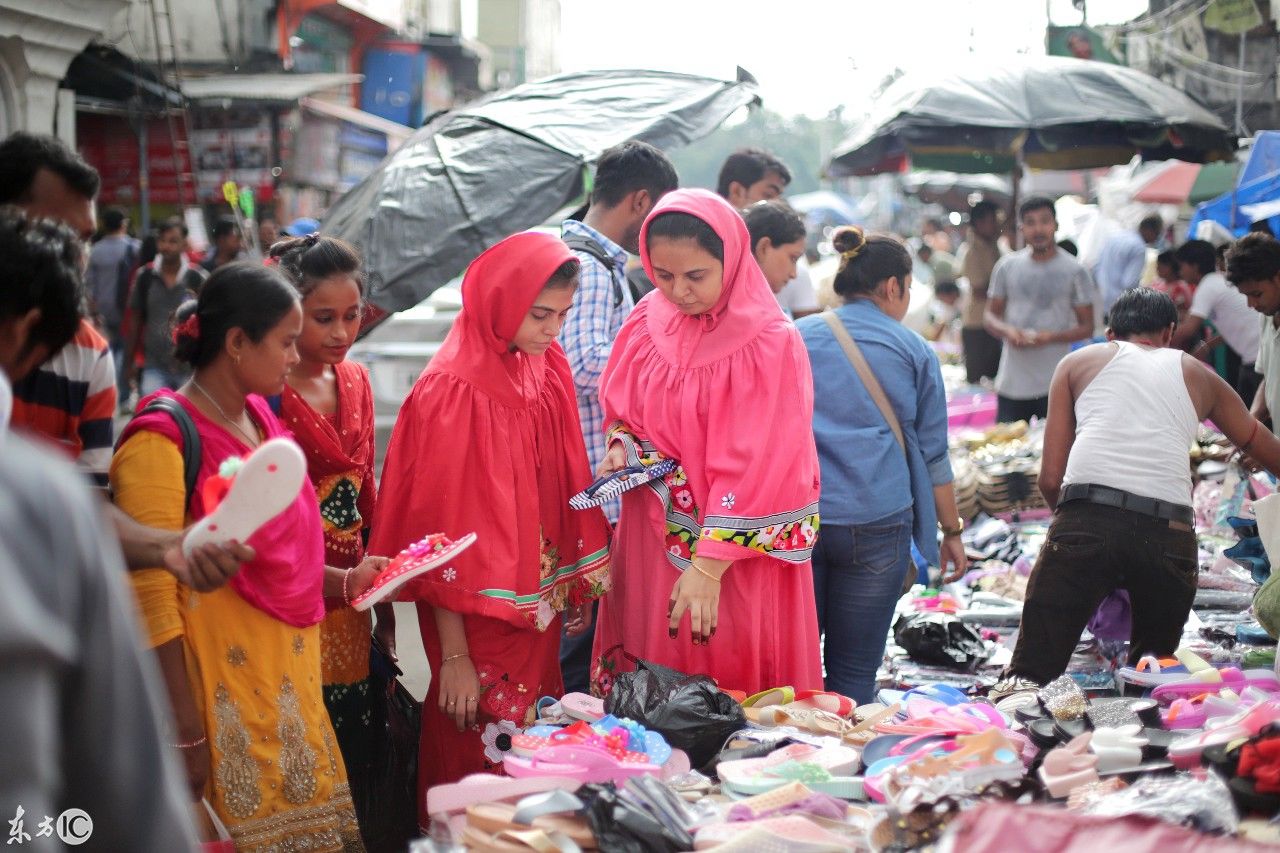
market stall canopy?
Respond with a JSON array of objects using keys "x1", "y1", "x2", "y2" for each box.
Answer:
[
  {"x1": 828, "y1": 56, "x2": 1234, "y2": 177},
  {"x1": 787, "y1": 190, "x2": 861, "y2": 225},
  {"x1": 1190, "y1": 169, "x2": 1280, "y2": 238},
  {"x1": 902, "y1": 171, "x2": 1012, "y2": 210},
  {"x1": 180, "y1": 72, "x2": 363, "y2": 104},
  {"x1": 323, "y1": 68, "x2": 760, "y2": 316},
  {"x1": 1130, "y1": 160, "x2": 1238, "y2": 205}
]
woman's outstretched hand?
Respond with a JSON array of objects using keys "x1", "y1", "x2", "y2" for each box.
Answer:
[{"x1": 668, "y1": 558, "x2": 729, "y2": 645}]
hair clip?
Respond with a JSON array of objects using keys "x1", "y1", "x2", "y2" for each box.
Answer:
[{"x1": 172, "y1": 312, "x2": 200, "y2": 344}]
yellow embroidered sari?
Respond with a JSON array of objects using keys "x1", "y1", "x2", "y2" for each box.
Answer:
[{"x1": 112, "y1": 429, "x2": 363, "y2": 852}]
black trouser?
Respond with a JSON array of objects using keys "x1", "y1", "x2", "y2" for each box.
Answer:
[
  {"x1": 962, "y1": 326, "x2": 1002, "y2": 384},
  {"x1": 1221, "y1": 345, "x2": 1262, "y2": 405},
  {"x1": 1009, "y1": 500, "x2": 1198, "y2": 685},
  {"x1": 559, "y1": 601, "x2": 598, "y2": 695},
  {"x1": 996, "y1": 394, "x2": 1049, "y2": 423}
]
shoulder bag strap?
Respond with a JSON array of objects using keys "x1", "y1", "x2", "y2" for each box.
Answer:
[
  {"x1": 822, "y1": 311, "x2": 906, "y2": 454},
  {"x1": 117, "y1": 396, "x2": 201, "y2": 511},
  {"x1": 563, "y1": 233, "x2": 623, "y2": 308}
]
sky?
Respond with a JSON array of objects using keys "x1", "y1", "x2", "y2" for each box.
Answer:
[{"x1": 560, "y1": 0, "x2": 1150, "y2": 119}]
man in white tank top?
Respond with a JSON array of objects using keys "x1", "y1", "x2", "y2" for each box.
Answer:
[{"x1": 990, "y1": 288, "x2": 1280, "y2": 710}]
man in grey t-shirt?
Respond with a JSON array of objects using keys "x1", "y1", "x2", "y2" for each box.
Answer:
[{"x1": 984, "y1": 197, "x2": 1096, "y2": 423}]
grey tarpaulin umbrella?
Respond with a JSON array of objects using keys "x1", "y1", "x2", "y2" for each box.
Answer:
[
  {"x1": 323, "y1": 68, "x2": 759, "y2": 317},
  {"x1": 827, "y1": 56, "x2": 1234, "y2": 178},
  {"x1": 902, "y1": 171, "x2": 1012, "y2": 211}
]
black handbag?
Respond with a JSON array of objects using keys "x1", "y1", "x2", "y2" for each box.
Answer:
[{"x1": 360, "y1": 637, "x2": 422, "y2": 852}]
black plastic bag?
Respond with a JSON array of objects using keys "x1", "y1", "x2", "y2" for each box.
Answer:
[
  {"x1": 893, "y1": 612, "x2": 990, "y2": 670},
  {"x1": 580, "y1": 779, "x2": 696, "y2": 852},
  {"x1": 359, "y1": 639, "x2": 421, "y2": 852},
  {"x1": 603, "y1": 654, "x2": 745, "y2": 771}
]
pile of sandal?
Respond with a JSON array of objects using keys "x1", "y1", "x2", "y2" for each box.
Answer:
[{"x1": 412, "y1": 642, "x2": 1280, "y2": 852}]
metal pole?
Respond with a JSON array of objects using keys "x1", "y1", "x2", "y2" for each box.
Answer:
[
  {"x1": 1236, "y1": 31, "x2": 1247, "y2": 136},
  {"x1": 138, "y1": 120, "x2": 150, "y2": 235}
]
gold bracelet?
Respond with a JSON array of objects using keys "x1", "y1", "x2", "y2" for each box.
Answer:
[
  {"x1": 442, "y1": 652, "x2": 469, "y2": 664},
  {"x1": 691, "y1": 562, "x2": 722, "y2": 583}
]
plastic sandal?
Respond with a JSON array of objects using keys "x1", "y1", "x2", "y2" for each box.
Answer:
[
  {"x1": 460, "y1": 825, "x2": 583, "y2": 852},
  {"x1": 466, "y1": 790, "x2": 595, "y2": 849},
  {"x1": 503, "y1": 744, "x2": 659, "y2": 784},
  {"x1": 790, "y1": 690, "x2": 857, "y2": 719},
  {"x1": 1168, "y1": 700, "x2": 1280, "y2": 769},
  {"x1": 182, "y1": 437, "x2": 306, "y2": 558},
  {"x1": 568, "y1": 459, "x2": 678, "y2": 510},
  {"x1": 741, "y1": 687, "x2": 796, "y2": 708},
  {"x1": 426, "y1": 773, "x2": 581, "y2": 817},
  {"x1": 1038, "y1": 732, "x2": 1099, "y2": 798},
  {"x1": 350, "y1": 531, "x2": 478, "y2": 611},
  {"x1": 560, "y1": 693, "x2": 605, "y2": 723},
  {"x1": 750, "y1": 706, "x2": 852, "y2": 739},
  {"x1": 1151, "y1": 667, "x2": 1280, "y2": 705},
  {"x1": 694, "y1": 815, "x2": 854, "y2": 851},
  {"x1": 1088, "y1": 725, "x2": 1146, "y2": 773}
]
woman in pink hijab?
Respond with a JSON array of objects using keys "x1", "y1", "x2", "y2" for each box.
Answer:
[{"x1": 592, "y1": 188, "x2": 823, "y2": 694}]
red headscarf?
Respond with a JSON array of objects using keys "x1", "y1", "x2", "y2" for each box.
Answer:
[{"x1": 369, "y1": 232, "x2": 611, "y2": 631}]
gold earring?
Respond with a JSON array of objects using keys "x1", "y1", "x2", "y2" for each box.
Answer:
[{"x1": 234, "y1": 354, "x2": 241, "y2": 365}]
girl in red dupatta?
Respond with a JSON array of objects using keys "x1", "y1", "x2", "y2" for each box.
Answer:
[
  {"x1": 369, "y1": 232, "x2": 611, "y2": 823},
  {"x1": 271, "y1": 235, "x2": 391, "y2": 846},
  {"x1": 592, "y1": 189, "x2": 824, "y2": 695}
]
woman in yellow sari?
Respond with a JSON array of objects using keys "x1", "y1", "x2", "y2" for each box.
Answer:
[{"x1": 111, "y1": 262, "x2": 385, "y2": 851}]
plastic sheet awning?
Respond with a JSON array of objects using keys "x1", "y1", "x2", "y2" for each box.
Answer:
[
  {"x1": 828, "y1": 56, "x2": 1234, "y2": 177},
  {"x1": 323, "y1": 69, "x2": 760, "y2": 317}
]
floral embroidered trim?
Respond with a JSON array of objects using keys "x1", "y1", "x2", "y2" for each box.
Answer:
[
  {"x1": 229, "y1": 781, "x2": 361, "y2": 853},
  {"x1": 477, "y1": 545, "x2": 610, "y2": 632},
  {"x1": 607, "y1": 422, "x2": 820, "y2": 568},
  {"x1": 213, "y1": 684, "x2": 263, "y2": 820},
  {"x1": 277, "y1": 675, "x2": 319, "y2": 805}
]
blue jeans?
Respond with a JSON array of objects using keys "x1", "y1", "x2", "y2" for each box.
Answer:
[{"x1": 811, "y1": 508, "x2": 913, "y2": 703}]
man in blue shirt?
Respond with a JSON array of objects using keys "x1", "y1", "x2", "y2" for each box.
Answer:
[
  {"x1": 1094, "y1": 214, "x2": 1161, "y2": 315},
  {"x1": 558, "y1": 140, "x2": 677, "y2": 693}
]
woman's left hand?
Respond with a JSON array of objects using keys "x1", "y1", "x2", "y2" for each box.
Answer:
[
  {"x1": 668, "y1": 560, "x2": 725, "y2": 645},
  {"x1": 347, "y1": 555, "x2": 389, "y2": 602},
  {"x1": 938, "y1": 535, "x2": 968, "y2": 584},
  {"x1": 563, "y1": 601, "x2": 594, "y2": 637}
]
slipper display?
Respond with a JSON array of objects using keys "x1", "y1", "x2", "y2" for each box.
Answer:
[
  {"x1": 568, "y1": 459, "x2": 677, "y2": 509},
  {"x1": 466, "y1": 790, "x2": 596, "y2": 849},
  {"x1": 182, "y1": 437, "x2": 306, "y2": 557},
  {"x1": 349, "y1": 531, "x2": 478, "y2": 610}
]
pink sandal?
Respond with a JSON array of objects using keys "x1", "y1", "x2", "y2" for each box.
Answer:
[
  {"x1": 1038, "y1": 733, "x2": 1098, "y2": 798},
  {"x1": 503, "y1": 744, "x2": 659, "y2": 784},
  {"x1": 425, "y1": 773, "x2": 581, "y2": 816}
]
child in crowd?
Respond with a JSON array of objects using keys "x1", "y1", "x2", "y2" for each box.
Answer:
[{"x1": 1148, "y1": 249, "x2": 1194, "y2": 324}]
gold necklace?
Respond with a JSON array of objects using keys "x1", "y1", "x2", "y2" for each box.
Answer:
[{"x1": 191, "y1": 379, "x2": 260, "y2": 447}]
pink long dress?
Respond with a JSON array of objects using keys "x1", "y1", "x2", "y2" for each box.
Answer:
[{"x1": 591, "y1": 188, "x2": 824, "y2": 695}]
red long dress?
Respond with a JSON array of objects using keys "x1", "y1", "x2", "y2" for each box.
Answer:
[{"x1": 368, "y1": 232, "x2": 611, "y2": 829}]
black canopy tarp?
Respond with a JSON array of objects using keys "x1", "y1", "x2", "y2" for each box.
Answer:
[
  {"x1": 828, "y1": 56, "x2": 1234, "y2": 177},
  {"x1": 323, "y1": 68, "x2": 759, "y2": 315}
]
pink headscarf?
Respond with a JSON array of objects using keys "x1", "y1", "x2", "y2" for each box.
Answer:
[
  {"x1": 601, "y1": 189, "x2": 820, "y2": 566},
  {"x1": 638, "y1": 188, "x2": 786, "y2": 369}
]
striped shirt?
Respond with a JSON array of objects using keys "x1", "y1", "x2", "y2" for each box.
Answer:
[
  {"x1": 559, "y1": 220, "x2": 632, "y2": 523},
  {"x1": 10, "y1": 319, "x2": 117, "y2": 488}
]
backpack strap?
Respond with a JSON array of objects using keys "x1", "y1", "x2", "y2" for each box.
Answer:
[
  {"x1": 117, "y1": 397, "x2": 202, "y2": 511},
  {"x1": 563, "y1": 233, "x2": 624, "y2": 308}
]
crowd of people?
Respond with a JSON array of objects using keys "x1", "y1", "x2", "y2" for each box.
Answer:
[{"x1": 6, "y1": 124, "x2": 1280, "y2": 851}]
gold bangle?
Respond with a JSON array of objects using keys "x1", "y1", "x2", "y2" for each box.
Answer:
[
  {"x1": 691, "y1": 562, "x2": 722, "y2": 583},
  {"x1": 442, "y1": 652, "x2": 469, "y2": 665}
]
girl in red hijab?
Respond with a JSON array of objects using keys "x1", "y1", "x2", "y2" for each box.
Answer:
[
  {"x1": 369, "y1": 232, "x2": 611, "y2": 821},
  {"x1": 592, "y1": 189, "x2": 823, "y2": 695}
]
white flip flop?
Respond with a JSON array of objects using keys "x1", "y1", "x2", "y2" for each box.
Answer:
[
  {"x1": 350, "y1": 532, "x2": 478, "y2": 611},
  {"x1": 182, "y1": 437, "x2": 307, "y2": 558}
]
